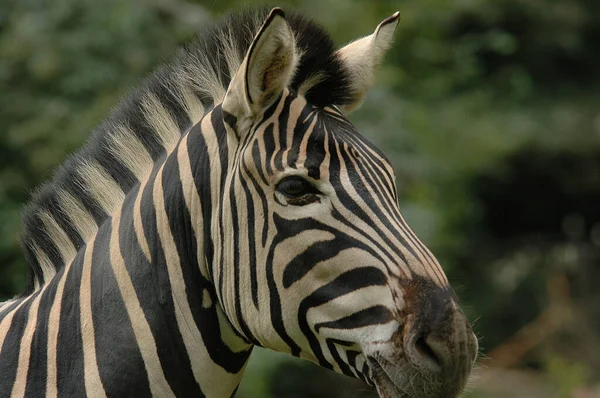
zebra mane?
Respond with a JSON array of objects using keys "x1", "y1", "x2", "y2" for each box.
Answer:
[{"x1": 20, "y1": 6, "x2": 353, "y2": 295}]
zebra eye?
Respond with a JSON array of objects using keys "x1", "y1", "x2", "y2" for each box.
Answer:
[{"x1": 276, "y1": 176, "x2": 319, "y2": 199}]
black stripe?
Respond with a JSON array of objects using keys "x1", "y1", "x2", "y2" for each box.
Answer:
[
  {"x1": 248, "y1": 142, "x2": 271, "y2": 247},
  {"x1": 187, "y1": 121, "x2": 215, "y2": 284},
  {"x1": 228, "y1": 171, "x2": 255, "y2": 340},
  {"x1": 343, "y1": 132, "x2": 442, "y2": 276},
  {"x1": 56, "y1": 250, "x2": 85, "y2": 396},
  {"x1": 286, "y1": 104, "x2": 317, "y2": 168},
  {"x1": 275, "y1": 214, "x2": 389, "y2": 287},
  {"x1": 282, "y1": 232, "x2": 349, "y2": 288},
  {"x1": 328, "y1": 138, "x2": 410, "y2": 272},
  {"x1": 298, "y1": 267, "x2": 387, "y2": 369},
  {"x1": 161, "y1": 143, "x2": 253, "y2": 369},
  {"x1": 325, "y1": 339, "x2": 354, "y2": 377},
  {"x1": 273, "y1": 95, "x2": 295, "y2": 170},
  {"x1": 91, "y1": 219, "x2": 152, "y2": 398},
  {"x1": 0, "y1": 300, "x2": 21, "y2": 324},
  {"x1": 24, "y1": 279, "x2": 59, "y2": 398},
  {"x1": 304, "y1": 116, "x2": 326, "y2": 180},
  {"x1": 238, "y1": 165, "x2": 260, "y2": 309},
  {"x1": 0, "y1": 293, "x2": 38, "y2": 395},
  {"x1": 121, "y1": 182, "x2": 203, "y2": 396},
  {"x1": 264, "y1": 220, "x2": 302, "y2": 356},
  {"x1": 210, "y1": 107, "x2": 230, "y2": 296},
  {"x1": 315, "y1": 305, "x2": 393, "y2": 332},
  {"x1": 346, "y1": 350, "x2": 370, "y2": 384},
  {"x1": 262, "y1": 123, "x2": 276, "y2": 176}
]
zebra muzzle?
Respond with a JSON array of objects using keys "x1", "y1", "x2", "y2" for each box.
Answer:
[{"x1": 366, "y1": 280, "x2": 478, "y2": 398}]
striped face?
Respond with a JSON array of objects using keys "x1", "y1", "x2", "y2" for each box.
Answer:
[
  {"x1": 215, "y1": 8, "x2": 477, "y2": 398},
  {"x1": 216, "y1": 90, "x2": 478, "y2": 397}
]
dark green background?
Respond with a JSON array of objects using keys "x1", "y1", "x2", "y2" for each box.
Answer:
[{"x1": 1, "y1": 0, "x2": 599, "y2": 396}]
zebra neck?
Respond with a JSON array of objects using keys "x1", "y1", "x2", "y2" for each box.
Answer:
[
  {"x1": 116, "y1": 113, "x2": 254, "y2": 396},
  {"x1": 0, "y1": 116, "x2": 253, "y2": 397}
]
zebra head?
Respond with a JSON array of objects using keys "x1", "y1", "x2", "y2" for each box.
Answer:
[{"x1": 214, "y1": 8, "x2": 478, "y2": 398}]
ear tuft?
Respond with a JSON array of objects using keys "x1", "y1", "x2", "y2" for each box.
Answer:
[
  {"x1": 372, "y1": 12, "x2": 400, "y2": 65},
  {"x1": 336, "y1": 12, "x2": 400, "y2": 113},
  {"x1": 222, "y1": 8, "x2": 297, "y2": 122},
  {"x1": 268, "y1": 7, "x2": 285, "y2": 19}
]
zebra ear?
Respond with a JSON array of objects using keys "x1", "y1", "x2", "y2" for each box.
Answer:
[
  {"x1": 222, "y1": 8, "x2": 297, "y2": 121},
  {"x1": 336, "y1": 12, "x2": 400, "y2": 113}
]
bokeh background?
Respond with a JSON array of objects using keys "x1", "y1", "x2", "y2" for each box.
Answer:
[{"x1": 1, "y1": 0, "x2": 599, "y2": 396}]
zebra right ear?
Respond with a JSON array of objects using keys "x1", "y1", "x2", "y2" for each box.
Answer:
[
  {"x1": 335, "y1": 12, "x2": 400, "y2": 113},
  {"x1": 222, "y1": 8, "x2": 297, "y2": 125}
]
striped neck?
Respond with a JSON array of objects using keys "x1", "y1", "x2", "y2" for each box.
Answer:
[{"x1": 0, "y1": 109, "x2": 253, "y2": 397}]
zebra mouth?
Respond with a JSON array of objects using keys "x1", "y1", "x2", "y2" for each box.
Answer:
[
  {"x1": 367, "y1": 356, "x2": 411, "y2": 398},
  {"x1": 367, "y1": 354, "x2": 469, "y2": 398}
]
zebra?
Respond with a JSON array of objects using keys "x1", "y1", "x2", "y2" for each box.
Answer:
[{"x1": 0, "y1": 6, "x2": 478, "y2": 398}]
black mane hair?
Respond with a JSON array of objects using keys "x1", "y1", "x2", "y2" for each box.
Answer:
[{"x1": 20, "y1": 6, "x2": 353, "y2": 295}]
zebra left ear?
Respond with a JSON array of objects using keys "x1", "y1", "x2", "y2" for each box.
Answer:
[
  {"x1": 222, "y1": 8, "x2": 297, "y2": 124},
  {"x1": 336, "y1": 12, "x2": 400, "y2": 113}
]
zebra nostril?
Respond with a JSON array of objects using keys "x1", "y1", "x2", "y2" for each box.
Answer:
[
  {"x1": 414, "y1": 334, "x2": 441, "y2": 367},
  {"x1": 404, "y1": 332, "x2": 444, "y2": 373}
]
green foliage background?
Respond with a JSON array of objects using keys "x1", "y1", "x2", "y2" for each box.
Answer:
[{"x1": 1, "y1": 0, "x2": 599, "y2": 396}]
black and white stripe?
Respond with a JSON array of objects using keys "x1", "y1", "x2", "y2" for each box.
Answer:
[{"x1": 1, "y1": 7, "x2": 477, "y2": 398}]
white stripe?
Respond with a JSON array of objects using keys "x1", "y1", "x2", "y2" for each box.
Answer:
[
  {"x1": 0, "y1": 299, "x2": 29, "y2": 357},
  {"x1": 133, "y1": 178, "x2": 152, "y2": 263},
  {"x1": 46, "y1": 260, "x2": 74, "y2": 398},
  {"x1": 341, "y1": 140, "x2": 444, "y2": 285},
  {"x1": 80, "y1": 241, "x2": 107, "y2": 398},
  {"x1": 11, "y1": 292, "x2": 43, "y2": 398},
  {"x1": 178, "y1": 134, "x2": 249, "y2": 352},
  {"x1": 0, "y1": 300, "x2": 14, "y2": 312},
  {"x1": 109, "y1": 209, "x2": 175, "y2": 397},
  {"x1": 154, "y1": 157, "x2": 247, "y2": 396}
]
